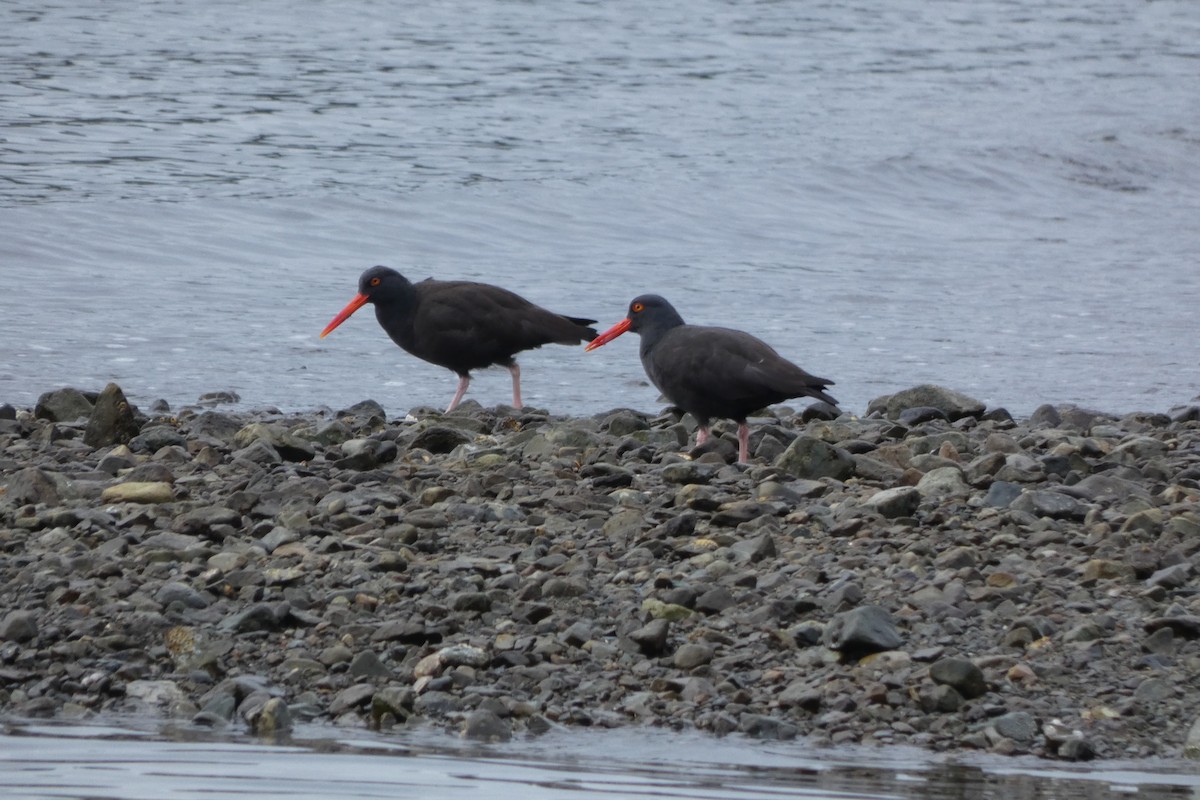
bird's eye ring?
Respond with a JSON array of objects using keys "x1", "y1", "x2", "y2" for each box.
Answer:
[
  {"x1": 370, "y1": 277, "x2": 381, "y2": 287},
  {"x1": 632, "y1": 302, "x2": 644, "y2": 313}
]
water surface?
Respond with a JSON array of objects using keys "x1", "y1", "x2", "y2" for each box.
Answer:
[
  {"x1": 2, "y1": 720, "x2": 1200, "y2": 800},
  {"x1": 2, "y1": 0, "x2": 1198, "y2": 417}
]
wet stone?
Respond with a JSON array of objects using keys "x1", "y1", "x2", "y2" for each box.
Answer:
[
  {"x1": 863, "y1": 486, "x2": 920, "y2": 518},
  {"x1": 83, "y1": 382, "x2": 142, "y2": 447},
  {"x1": 673, "y1": 642, "x2": 715, "y2": 670},
  {"x1": 992, "y1": 711, "x2": 1038, "y2": 746},
  {"x1": 4, "y1": 467, "x2": 61, "y2": 506},
  {"x1": 929, "y1": 658, "x2": 987, "y2": 699},
  {"x1": 462, "y1": 709, "x2": 512, "y2": 742},
  {"x1": 35, "y1": 387, "x2": 94, "y2": 422},
  {"x1": 982, "y1": 481, "x2": 1022, "y2": 508},
  {"x1": 0, "y1": 610, "x2": 38, "y2": 643},
  {"x1": 822, "y1": 606, "x2": 902, "y2": 657},
  {"x1": 695, "y1": 587, "x2": 737, "y2": 614},
  {"x1": 1010, "y1": 490, "x2": 1086, "y2": 520},
  {"x1": 348, "y1": 650, "x2": 392, "y2": 679}
]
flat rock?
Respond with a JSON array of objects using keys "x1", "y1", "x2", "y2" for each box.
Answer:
[
  {"x1": 822, "y1": 605, "x2": 902, "y2": 657},
  {"x1": 101, "y1": 481, "x2": 174, "y2": 504},
  {"x1": 870, "y1": 385, "x2": 986, "y2": 421}
]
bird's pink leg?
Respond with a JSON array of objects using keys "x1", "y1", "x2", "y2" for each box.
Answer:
[
  {"x1": 737, "y1": 422, "x2": 751, "y2": 463},
  {"x1": 446, "y1": 375, "x2": 470, "y2": 412},
  {"x1": 508, "y1": 363, "x2": 523, "y2": 408},
  {"x1": 695, "y1": 426, "x2": 710, "y2": 447}
]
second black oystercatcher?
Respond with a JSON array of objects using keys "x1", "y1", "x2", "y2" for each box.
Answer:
[
  {"x1": 321, "y1": 265, "x2": 598, "y2": 412},
  {"x1": 586, "y1": 294, "x2": 837, "y2": 462}
]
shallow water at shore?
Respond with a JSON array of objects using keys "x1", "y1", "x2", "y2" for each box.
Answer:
[{"x1": 3, "y1": 719, "x2": 1199, "y2": 800}]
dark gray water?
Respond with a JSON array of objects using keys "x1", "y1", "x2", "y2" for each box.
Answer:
[
  {"x1": 3, "y1": 0, "x2": 1199, "y2": 418},
  {"x1": 2, "y1": 720, "x2": 1199, "y2": 800}
]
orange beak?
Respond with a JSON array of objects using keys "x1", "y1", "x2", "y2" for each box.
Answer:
[
  {"x1": 584, "y1": 317, "x2": 632, "y2": 351},
  {"x1": 320, "y1": 293, "x2": 369, "y2": 338}
]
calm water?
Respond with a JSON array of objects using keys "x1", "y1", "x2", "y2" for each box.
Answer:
[
  {"x1": 2, "y1": 2, "x2": 1200, "y2": 791},
  {"x1": 2, "y1": 719, "x2": 1199, "y2": 800},
  {"x1": 2, "y1": 0, "x2": 1199, "y2": 419}
]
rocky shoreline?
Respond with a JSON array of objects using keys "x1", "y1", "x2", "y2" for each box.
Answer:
[{"x1": 2, "y1": 382, "x2": 1199, "y2": 761}]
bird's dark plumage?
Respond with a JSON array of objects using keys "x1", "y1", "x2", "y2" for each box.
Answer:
[
  {"x1": 322, "y1": 265, "x2": 597, "y2": 411},
  {"x1": 587, "y1": 294, "x2": 836, "y2": 461}
]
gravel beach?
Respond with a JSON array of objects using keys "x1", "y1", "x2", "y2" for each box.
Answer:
[{"x1": 2, "y1": 382, "x2": 1199, "y2": 761}]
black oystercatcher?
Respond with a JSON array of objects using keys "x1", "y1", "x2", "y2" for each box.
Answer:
[
  {"x1": 586, "y1": 294, "x2": 837, "y2": 462},
  {"x1": 321, "y1": 265, "x2": 598, "y2": 412}
]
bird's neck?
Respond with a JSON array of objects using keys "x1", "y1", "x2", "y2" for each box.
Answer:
[{"x1": 373, "y1": 283, "x2": 420, "y2": 341}]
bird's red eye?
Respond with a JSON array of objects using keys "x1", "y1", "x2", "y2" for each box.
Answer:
[
  {"x1": 370, "y1": 277, "x2": 381, "y2": 287},
  {"x1": 632, "y1": 302, "x2": 644, "y2": 313}
]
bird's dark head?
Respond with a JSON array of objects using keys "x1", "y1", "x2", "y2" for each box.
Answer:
[
  {"x1": 357, "y1": 265, "x2": 411, "y2": 301},
  {"x1": 585, "y1": 294, "x2": 684, "y2": 351},
  {"x1": 321, "y1": 265, "x2": 412, "y2": 339},
  {"x1": 624, "y1": 294, "x2": 682, "y2": 333}
]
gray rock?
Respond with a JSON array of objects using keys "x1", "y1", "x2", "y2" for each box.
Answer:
[
  {"x1": 1146, "y1": 563, "x2": 1193, "y2": 589},
  {"x1": 1058, "y1": 473, "x2": 1150, "y2": 502},
  {"x1": 916, "y1": 466, "x2": 969, "y2": 498},
  {"x1": 348, "y1": 650, "x2": 392, "y2": 679},
  {"x1": 1010, "y1": 490, "x2": 1087, "y2": 520},
  {"x1": 1029, "y1": 404, "x2": 1062, "y2": 427},
  {"x1": 673, "y1": 642, "x2": 715, "y2": 669},
  {"x1": 4, "y1": 467, "x2": 61, "y2": 506},
  {"x1": 863, "y1": 486, "x2": 921, "y2": 518},
  {"x1": 0, "y1": 610, "x2": 39, "y2": 643},
  {"x1": 410, "y1": 425, "x2": 472, "y2": 454},
  {"x1": 982, "y1": 481, "x2": 1022, "y2": 508},
  {"x1": 695, "y1": 587, "x2": 737, "y2": 614},
  {"x1": 155, "y1": 582, "x2": 210, "y2": 609},
  {"x1": 248, "y1": 697, "x2": 292, "y2": 736},
  {"x1": 219, "y1": 602, "x2": 288, "y2": 633},
  {"x1": 603, "y1": 411, "x2": 649, "y2": 437},
  {"x1": 451, "y1": 592, "x2": 492, "y2": 613},
  {"x1": 329, "y1": 683, "x2": 376, "y2": 716},
  {"x1": 898, "y1": 406, "x2": 949, "y2": 426},
  {"x1": 929, "y1": 657, "x2": 987, "y2": 699},
  {"x1": 462, "y1": 709, "x2": 512, "y2": 742},
  {"x1": 541, "y1": 577, "x2": 587, "y2": 598},
  {"x1": 340, "y1": 399, "x2": 387, "y2": 420},
  {"x1": 629, "y1": 618, "x2": 670, "y2": 656},
  {"x1": 35, "y1": 387, "x2": 94, "y2": 422},
  {"x1": 172, "y1": 505, "x2": 242, "y2": 539},
  {"x1": 775, "y1": 436, "x2": 855, "y2": 481},
  {"x1": 129, "y1": 425, "x2": 189, "y2": 452},
  {"x1": 711, "y1": 500, "x2": 771, "y2": 527},
  {"x1": 934, "y1": 546, "x2": 976, "y2": 570},
  {"x1": 371, "y1": 687, "x2": 415, "y2": 725},
  {"x1": 729, "y1": 532, "x2": 776, "y2": 562},
  {"x1": 994, "y1": 453, "x2": 1044, "y2": 482},
  {"x1": 992, "y1": 711, "x2": 1038, "y2": 745},
  {"x1": 660, "y1": 462, "x2": 716, "y2": 485},
  {"x1": 870, "y1": 385, "x2": 986, "y2": 421},
  {"x1": 822, "y1": 605, "x2": 902, "y2": 656},
  {"x1": 233, "y1": 422, "x2": 316, "y2": 462},
  {"x1": 1143, "y1": 626, "x2": 1176, "y2": 657},
  {"x1": 1134, "y1": 677, "x2": 1173, "y2": 703},
  {"x1": 918, "y1": 684, "x2": 963, "y2": 713},
  {"x1": 739, "y1": 713, "x2": 798, "y2": 740},
  {"x1": 1058, "y1": 738, "x2": 1096, "y2": 761},
  {"x1": 84, "y1": 383, "x2": 141, "y2": 447}
]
